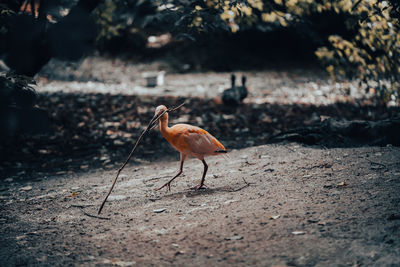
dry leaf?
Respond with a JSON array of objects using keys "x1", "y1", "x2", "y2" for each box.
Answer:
[
  {"x1": 20, "y1": 186, "x2": 32, "y2": 191},
  {"x1": 225, "y1": 235, "x2": 243, "y2": 240},
  {"x1": 153, "y1": 208, "x2": 166, "y2": 213},
  {"x1": 122, "y1": 133, "x2": 132, "y2": 138},
  {"x1": 114, "y1": 140, "x2": 124, "y2": 145},
  {"x1": 269, "y1": 215, "x2": 280, "y2": 220},
  {"x1": 106, "y1": 130, "x2": 116, "y2": 135},
  {"x1": 38, "y1": 149, "x2": 51, "y2": 155},
  {"x1": 337, "y1": 181, "x2": 346, "y2": 186},
  {"x1": 292, "y1": 231, "x2": 305, "y2": 235}
]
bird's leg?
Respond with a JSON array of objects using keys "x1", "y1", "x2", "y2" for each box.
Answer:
[
  {"x1": 191, "y1": 159, "x2": 208, "y2": 190},
  {"x1": 156, "y1": 154, "x2": 186, "y2": 191}
]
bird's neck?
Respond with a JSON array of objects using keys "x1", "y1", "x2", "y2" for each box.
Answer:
[{"x1": 159, "y1": 113, "x2": 170, "y2": 138}]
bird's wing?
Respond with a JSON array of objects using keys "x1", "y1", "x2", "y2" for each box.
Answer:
[{"x1": 183, "y1": 126, "x2": 225, "y2": 155}]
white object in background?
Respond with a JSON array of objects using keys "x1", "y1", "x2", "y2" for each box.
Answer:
[{"x1": 143, "y1": 71, "x2": 165, "y2": 87}]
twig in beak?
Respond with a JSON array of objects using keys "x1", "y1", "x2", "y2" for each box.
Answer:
[
  {"x1": 148, "y1": 101, "x2": 186, "y2": 131},
  {"x1": 97, "y1": 101, "x2": 185, "y2": 215}
]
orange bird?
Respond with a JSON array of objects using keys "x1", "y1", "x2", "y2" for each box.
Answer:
[{"x1": 153, "y1": 105, "x2": 227, "y2": 191}]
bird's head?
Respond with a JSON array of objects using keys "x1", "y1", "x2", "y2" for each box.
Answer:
[
  {"x1": 155, "y1": 105, "x2": 168, "y2": 117},
  {"x1": 231, "y1": 74, "x2": 236, "y2": 87},
  {"x1": 149, "y1": 105, "x2": 168, "y2": 130}
]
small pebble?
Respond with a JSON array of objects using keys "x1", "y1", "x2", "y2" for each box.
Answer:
[{"x1": 153, "y1": 208, "x2": 166, "y2": 213}]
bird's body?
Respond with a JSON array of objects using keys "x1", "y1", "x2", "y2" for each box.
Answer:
[
  {"x1": 161, "y1": 123, "x2": 225, "y2": 160},
  {"x1": 222, "y1": 74, "x2": 248, "y2": 106},
  {"x1": 155, "y1": 105, "x2": 226, "y2": 191}
]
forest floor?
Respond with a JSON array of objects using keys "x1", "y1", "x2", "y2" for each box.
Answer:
[
  {"x1": 1, "y1": 56, "x2": 398, "y2": 178},
  {"x1": 1, "y1": 57, "x2": 400, "y2": 266}
]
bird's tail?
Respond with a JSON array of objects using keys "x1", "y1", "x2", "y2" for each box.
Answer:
[{"x1": 214, "y1": 149, "x2": 230, "y2": 160}]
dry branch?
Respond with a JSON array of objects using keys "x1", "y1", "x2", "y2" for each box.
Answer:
[
  {"x1": 84, "y1": 212, "x2": 111, "y2": 220},
  {"x1": 97, "y1": 102, "x2": 185, "y2": 215},
  {"x1": 230, "y1": 177, "x2": 254, "y2": 192}
]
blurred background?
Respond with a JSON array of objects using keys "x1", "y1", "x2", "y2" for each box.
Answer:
[{"x1": 0, "y1": 0, "x2": 399, "y2": 178}]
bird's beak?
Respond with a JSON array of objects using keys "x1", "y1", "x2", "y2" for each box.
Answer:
[{"x1": 149, "y1": 113, "x2": 159, "y2": 131}]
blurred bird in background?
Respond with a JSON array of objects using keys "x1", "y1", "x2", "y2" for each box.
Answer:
[{"x1": 222, "y1": 74, "x2": 248, "y2": 106}]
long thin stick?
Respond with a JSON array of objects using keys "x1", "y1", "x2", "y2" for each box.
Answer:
[
  {"x1": 84, "y1": 212, "x2": 111, "y2": 220},
  {"x1": 98, "y1": 102, "x2": 185, "y2": 215}
]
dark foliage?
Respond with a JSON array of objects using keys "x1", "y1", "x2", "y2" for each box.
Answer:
[
  {"x1": 0, "y1": 0, "x2": 101, "y2": 76},
  {"x1": 0, "y1": 73, "x2": 49, "y2": 136}
]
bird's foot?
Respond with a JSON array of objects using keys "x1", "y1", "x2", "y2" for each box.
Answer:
[
  {"x1": 190, "y1": 183, "x2": 207, "y2": 190},
  {"x1": 155, "y1": 182, "x2": 172, "y2": 192}
]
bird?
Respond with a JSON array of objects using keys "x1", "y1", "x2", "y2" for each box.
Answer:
[
  {"x1": 153, "y1": 105, "x2": 227, "y2": 191},
  {"x1": 222, "y1": 74, "x2": 248, "y2": 106},
  {"x1": 222, "y1": 74, "x2": 238, "y2": 106}
]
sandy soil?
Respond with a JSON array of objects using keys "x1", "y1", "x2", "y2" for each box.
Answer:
[{"x1": 1, "y1": 143, "x2": 399, "y2": 266}]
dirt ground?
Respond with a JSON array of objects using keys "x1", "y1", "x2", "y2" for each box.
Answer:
[
  {"x1": 1, "y1": 57, "x2": 400, "y2": 266},
  {"x1": 1, "y1": 143, "x2": 399, "y2": 266}
]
